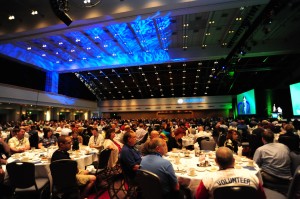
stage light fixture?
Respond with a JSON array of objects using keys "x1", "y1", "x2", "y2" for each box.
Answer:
[{"x1": 49, "y1": 0, "x2": 73, "y2": 26}]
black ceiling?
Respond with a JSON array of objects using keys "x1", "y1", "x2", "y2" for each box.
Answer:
[{"x1": 0, "y1": 0, "x2": 300, "y2": 101}]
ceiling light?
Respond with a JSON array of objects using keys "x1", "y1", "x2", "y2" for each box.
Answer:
[
  {"x1": 31, "y1": 10, "x2": 38, "y2": 15},
  {"x1": 8, "y1": 15, "x2": 15, "y2": 20}
]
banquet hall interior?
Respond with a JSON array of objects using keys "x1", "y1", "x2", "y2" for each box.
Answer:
[
  {"x1": 1, "y1": 1, "x2": 300, "y2": 199},
  {"x1": 0, "y1": 0, "x2": 300, "y2": 121}
]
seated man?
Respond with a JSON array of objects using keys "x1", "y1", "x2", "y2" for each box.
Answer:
[
  {"x1": 119, "y1": 131, "x2": 142, "y2": 181},
  {"x1": 8, "y1": 127, "x2": 30, "y2": 154},
  {"x1": 196, "y1": 147, "x2": 266, "y2": 199},
  {"x1": 253, "y1": 128, "x2": 292, "y2": 186},
  {"x1": 278, "y1": 124, "x2": 300, "y2": 152},
  {"x1": 51, "y1": 135, "x2": 96, "y2": 198},
  {"x1": 141, "y1": 138, "x2": 183, "y2": 199}
]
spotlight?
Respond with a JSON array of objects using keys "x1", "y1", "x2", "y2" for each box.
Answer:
[{"x1": 49, "y1": 0, "x2": 72, "y2": 26}]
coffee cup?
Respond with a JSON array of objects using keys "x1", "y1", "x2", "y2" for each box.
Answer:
[
  {"x1": 21, "y1": 157, "x2": 29, "y2": 162},
  {"x1": 188, "y1": 168, "x2": 196, "y2": 176},
  {"x1": 184, "y1": 151, "x2": 190, "y2": 157},
  {"x1": 248, "y1": 160, "x2": 254, "y2": 167},
  {"x1": 175, "y1": 156, "x2": 180, "y2": 164}
]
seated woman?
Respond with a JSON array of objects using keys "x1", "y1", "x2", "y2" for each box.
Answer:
[
  {"x1": 167, "y1": 128, "x2": 186, "y2": 151},
  {"x1": 38, "y1": 127, "x2": 58, "y2": 149},
  {"x1": 223, "y1": 129, "x2": 239, "y2": 154},
  {"x1": 71, "y1": 131, "x2": 83, "y2": 151},
  {"x1": 103, "y1": 128, "x2": 123, "y2": 168}
]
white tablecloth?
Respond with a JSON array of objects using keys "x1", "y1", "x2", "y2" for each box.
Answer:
[
  {"x1": 3, "y1": 147, "x2": 99, "y2": 190},
  {"x1": 165, "y1": 150, "x2": 262, "y2": 197}
]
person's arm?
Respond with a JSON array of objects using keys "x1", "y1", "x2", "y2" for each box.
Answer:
[
  {"x1": 0, "y1": 167, "x2": 5, "y2": 183},
  {"x1": 0, "y1": 137, "x2": 10, "y2": 154},
  {"x1": 253, "y1": 148, "x2": 262, "y2": 166},
  {"x1": 38, "y1": 142, "x2": 43, "y2": 149},
  {"x1": 78, "y1": 136, "x2": 83, "y2": 144},
  {"x1": 23, "y1": 138, "x2": 31, "y2": 150}
]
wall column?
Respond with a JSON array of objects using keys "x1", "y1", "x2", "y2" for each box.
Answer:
[{"x1": 45, "y1": 71, "x2": 58, "y2": 93}]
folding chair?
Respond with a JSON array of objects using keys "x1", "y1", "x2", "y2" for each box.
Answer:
[
  {"x1": 6, "y1": 162, "x2": 50, "y2": 199},
  {"x1": 50, "y1": 159, "x2": 80, "y2": 199}
]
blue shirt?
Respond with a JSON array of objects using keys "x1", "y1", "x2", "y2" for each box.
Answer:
[
  {"x1": 120, "y1": 144, "x2": 142, "y2": 179},
  {"x1": 140, "y1": 153, "x2": 178, "y2": 195}
]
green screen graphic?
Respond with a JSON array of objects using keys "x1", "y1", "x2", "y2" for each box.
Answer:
[{"x1": 236, "y1": 89, "x2": 256, "y2": 115}]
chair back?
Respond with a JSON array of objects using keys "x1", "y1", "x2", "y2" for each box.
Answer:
[
  {"x1": 135, "y1": 169, "x2": 163, "y2": 199},
  {"x1": 97, "y1": 148, "x2": 112, "y2": 170},
  {"x1": 50, "y1": 159, "x2": 78, "y2": 193},
  {"x1": 278, "y1": 135, "x2": 299, "y2": 152},
  {"x1": 290, "y1": 151, "x2": 300, "y2": 175},
  {"x1": 287, "y1": 165, "x2": 300, "y2": 199},
  {"x1": 196, "y1": 137, "x2": 209, "y2": 149},
  {"x1": 6, "y1": 162, "x2": 37, "y2": 190},
  {"x1": 138, "y1": 133, "x2": 149, "y2": 145},
  {"x1": 200, "y1": 139, "x2": 216, "y2": 151},
  {"x1": 213, "y1": 186, "x2": 258, "y2": 199}
]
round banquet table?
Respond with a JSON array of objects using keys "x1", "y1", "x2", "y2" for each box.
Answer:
[
  {"x1": 3, "y1": 146, "x2": 99, "y2": 190},
  {"x1": 164, "y1": 150, "x2": 263, "y2": 197}
]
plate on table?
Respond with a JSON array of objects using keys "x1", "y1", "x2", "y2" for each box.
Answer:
[
  {"x1": 182, "y1": 156, "x2": 192, "y2": 159},
  {"x1": 196, "y1": 167, "x2": 206, "y2": 172},
  {"x1": 207, "y1": 167, "x2": 218, "y2": 172},
  {"x1": 29, "y1": 158, "x2": 41, "y2": 164},
  {"x1": 187, "y1": 173, "x2": 197, "y2": 177}
]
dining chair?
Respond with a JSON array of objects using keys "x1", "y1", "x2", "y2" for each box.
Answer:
[
  {"x1": 289, "y1": 151, "x2": 300, "y2": 175},
  {"x1": 135, "y1": 169, "x2": 163, "y2": 199},
  {"x1": 108, "y1": 167, "x2": 138, "y2": 199},
  {"x1": 200, "y1": 139, "x2": 216, "y2": 151},
  {"x1": 287, "y1": 165, "x2": 300, "y2": 199},
  {"x1": 94, "y1": 148, "x2": 113, "y2": 180},
  {"x1": 196, "y1": 137, "x2": 209, "y2": 150},
  {"x1": 50, "y1": 159, "x2": 80, "y2": 199},
  {"x1": 264, "y1": 165, "x2": 300, "y2": 199},
  {"x1": 213, "y1": 186, "x2": 258, "y2": 199},
  {"x1": 6, "y1": 161, "x2": 50, "y2": 199}
]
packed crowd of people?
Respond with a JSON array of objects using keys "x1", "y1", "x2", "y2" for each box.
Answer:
[{"x1": 0, "y1": 116, "x2": 299, "y2": 198}]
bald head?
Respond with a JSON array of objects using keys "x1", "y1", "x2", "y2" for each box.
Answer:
[
  {"x1": 150, "y1": 130, "x2": 160, "y2": 140},
  {"x1": 215, "y1": 147, "x2": 235, "y2": 169}
]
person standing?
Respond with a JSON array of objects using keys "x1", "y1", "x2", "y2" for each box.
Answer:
[{"x1": 238, "y1": 96, "x2": 250, "y2": 114}]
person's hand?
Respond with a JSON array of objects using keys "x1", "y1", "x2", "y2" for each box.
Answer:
[
  {"x1": 0, "y1": 159, "x2": 7, "y2": 164},
  {"x1": 132, "y1": 164, "x2": 140, "y2": 171}
]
